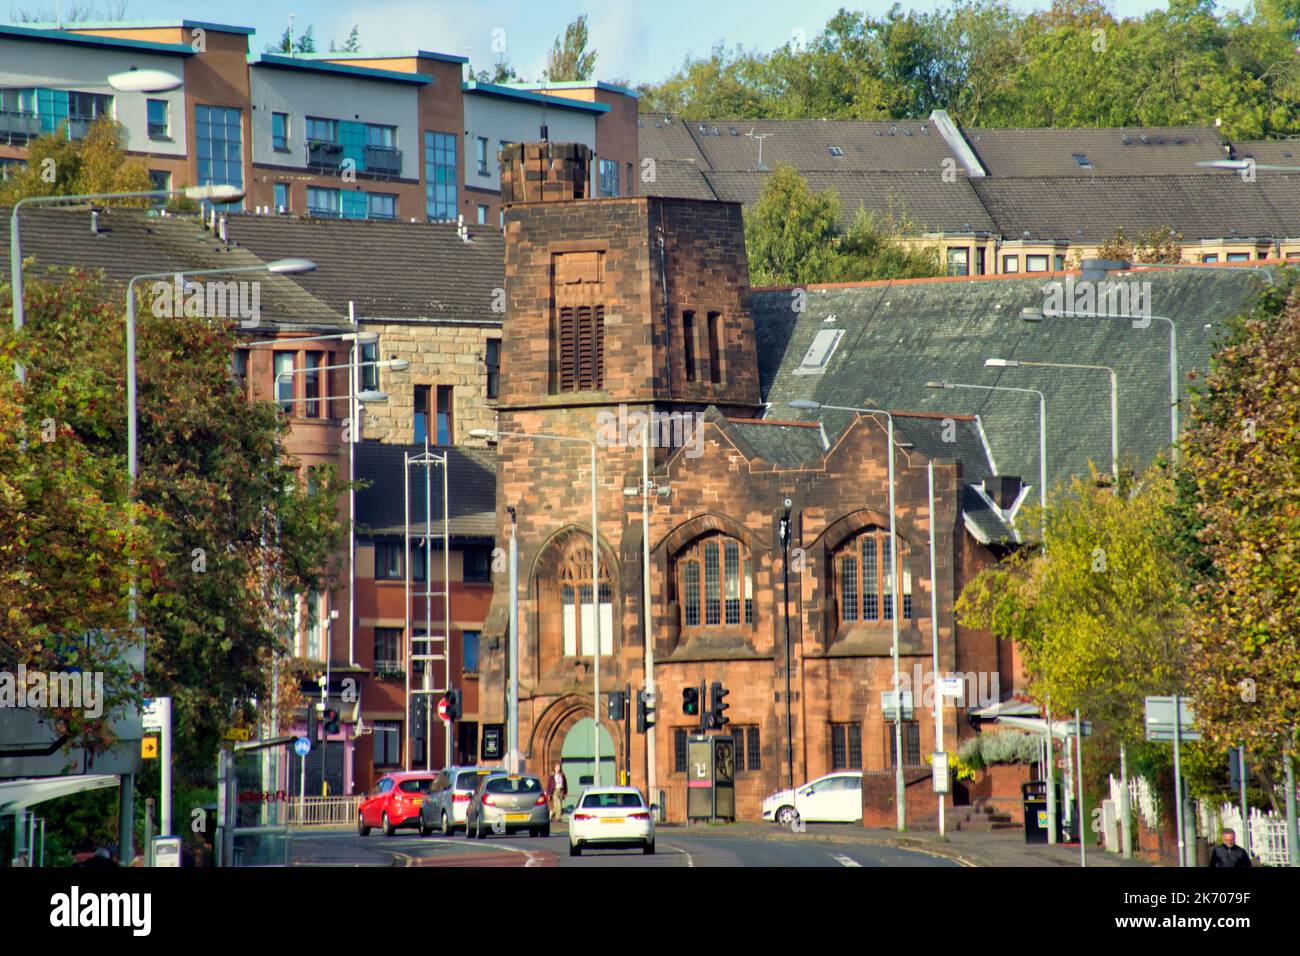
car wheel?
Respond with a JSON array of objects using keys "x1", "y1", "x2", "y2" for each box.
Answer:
[
  {"x1": 476, "y1": 816, "x2": 486, "y2": 839},
  {"x1": 383, "y1": 812, "x2": 396, "y2": 837},
  {"x1": 569, "y1": 841, "x2": 581, "y2": 856},
  {"x1": 775, "y1": 806, "x2": 799, "y2": 826},
  {"x1": 541, "y1": 824, "x2": 551, "y2": 838},
  {"x1": 357, "y1": 812, "x2": 370, "y2": 838},
  {"x1": 419, "y1": 816, "x2": 433, "y2": 837},
  {"x1": 643, "y1": 840, "x2": 656, "y2": 855},
  {"x1": 441, "y1": 812, "x2": 452, "y2": 837},
  {"x1": 464, "y1": 814, "x2": 475, "y2": 839}
]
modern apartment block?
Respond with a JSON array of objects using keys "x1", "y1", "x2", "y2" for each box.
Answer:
[{"x1": 0, "y1": 20, "x2": 639, "y2": 225}]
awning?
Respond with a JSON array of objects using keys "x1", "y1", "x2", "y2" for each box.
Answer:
[
  {"x1": 969, "y1": 697, "x2": 1041, "y2": 719},
  {"x1": 994, "y1": 716, "x2": 1089, "y2": 739},
  {"x1": 0, "y1": 774, "x2": 120, "y2": 813}
]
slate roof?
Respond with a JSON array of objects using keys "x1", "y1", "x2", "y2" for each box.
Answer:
[
  {"x1": 0, "y1": 206, "x2": 345, "y2": 329},
  {"x1": 222, "y1": 214, "x2": 505, "y2": 323},
  {"x1": 962, "y1": 126, "x2": 1226, "y2": 177},
  {"x1": 641, "y1": 160, "x2": 718, "y2": 201},
  {"x1": 755, "y1": 266, "x2": 1274, "y2": 493},
  {"x1": 1231, "y1": 139, "x2": 1300, "y2": 166},
  {"x1": 723, "y1": 419, "x2": 827, "y2": 467},
  {"x1": 971, "y1": 174, "x2": 1300, "y2": 243},
  {"x1": 354, "y1": 440, "x2": 497, "y2": 539}
]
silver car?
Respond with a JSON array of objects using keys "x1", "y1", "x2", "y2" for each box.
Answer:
[
  {"x1": 464, "y1": 773, "x2": 550, "y2": 839},
  {"x1": 420, "y1": 766, "x2": 503, "y2": 836}
]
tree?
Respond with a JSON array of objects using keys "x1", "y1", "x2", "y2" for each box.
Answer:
[
  {"x1": 330, "y1": 25, "x2": 361, "y2": 54},
  {"x1": 267, "y1": 24, "x2": 316, "y2": 54},
  {"x1": 1178, "y1": 270, "x2": 1300, "y2": 796},
  {"x1": 476, "y1": 58, "x2": 521, "y2": 84},
  {"x1": 545, "y1": 14, "x2": 597, "y2": 81},
  {"x1": 0, "y1": 117, "x2": 153, "y2": 206},
  {"x1": 742, "y1": 165, "x2": 942, "y2": 285},
  {"x1": 1096, "y1": 226, "x2": 1184, "y2": 264}
]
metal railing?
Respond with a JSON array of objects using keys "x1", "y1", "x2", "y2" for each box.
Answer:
[
  {"x1": 0, "y1": 109, "x2": 40, "y2": 145},
  {"x1": 307, "y1": 141, "x2": 344, "y2": 171},
  {"x1": 363, "y1": 145, "x2": 402, "y2": 176},
  {"x1": 286, "y1": 795, "x2": 364, "y2": 828}
]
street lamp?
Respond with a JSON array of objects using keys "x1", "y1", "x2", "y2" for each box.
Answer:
[
  {"x1": 789, "y1": 398, "x2": 907, "y2": 831},
  {"x1": 10, "y1": 183, "x2": 245, "y2": 382},
  {"x1": 1023, "y1": 307, "x2": 1180, "y2": 463},
  {"x1": 470, "y1": 426, "x2": 604, "y2": 787},
  {"x1": 986, "y1": 357, "x2": 1118, "y2": 485}
]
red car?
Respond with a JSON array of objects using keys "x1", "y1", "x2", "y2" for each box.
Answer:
[{"x1": 358, "y1": 772, "x2": 437, "y2": 837}]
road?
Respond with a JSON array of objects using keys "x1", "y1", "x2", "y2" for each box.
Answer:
[{"x1": 288, "y1": 823, "x2": 960, "y2": 868}]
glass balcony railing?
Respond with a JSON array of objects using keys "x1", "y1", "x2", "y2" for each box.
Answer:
[
  {"x1": 363, "y1": 145, "x2": 402, "y2": 176},
  {"x1": 306, "y1": 140, "x2": 344, "y2": 171},
  {"x1": 0, "y1": 109, "x2": 40, "y2": 145}
]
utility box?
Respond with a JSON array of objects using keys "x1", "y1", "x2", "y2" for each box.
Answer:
[{"x1": 686, "y1": 735, "x2": 736, "y2": 822}]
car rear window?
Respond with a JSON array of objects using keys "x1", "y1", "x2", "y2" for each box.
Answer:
[
  {"x1": 580, "y1": 792, "x2": 643, "y2": 809},
  {"x1": 485, "y1": 776, "x2": 542, "y2": 794},
  {"x1": 456, "y1": 771, "x2": 489, "y2": 790},
  {"x1": 398, "y1": 778, "x2": 433, "y2": 794}
]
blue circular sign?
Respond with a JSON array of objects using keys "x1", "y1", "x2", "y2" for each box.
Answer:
[{"x1": 294, "y1": 736, "x2": 311, "y2": 757}]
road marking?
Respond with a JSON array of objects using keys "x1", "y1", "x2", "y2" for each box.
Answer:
[
  {"x1": 661, "y1": 843, "x2": 694, "y2": 867},
  {"x1": 486, "y1": 840, "x2": 547, "y2": 867},
  {"x1": 830, "y1": 853, "x2": 861, "y2": 867}
]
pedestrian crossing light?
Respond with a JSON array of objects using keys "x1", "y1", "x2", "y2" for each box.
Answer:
[
  {"x1": 607, "y1": 690, "x2": 627, "y2": 721},
  {"x1": 682, "y1": 686, "x2": 699, "y2": 716},
  {"x1": 710, "y1": 681, "x2": 730, "y2": 729}
]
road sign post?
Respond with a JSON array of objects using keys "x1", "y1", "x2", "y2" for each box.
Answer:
[{"x1": 1145, "y1": 695, "x2": 1199, "y2": 867}]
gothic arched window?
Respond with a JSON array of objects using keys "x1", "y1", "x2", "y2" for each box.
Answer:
[
  {"x1": 836, "y1": 529, "x2": 912, "y2": 625},
  {"x1": 558, "y1": 547, "x2": 613, "y2": 656},
  {"x1": 678, "y1": 534, "x2": 753, "y2": 632}
]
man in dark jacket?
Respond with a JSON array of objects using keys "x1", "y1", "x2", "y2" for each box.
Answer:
[{"x1": 1208, "y1": 828, "x2": 1252, "y2": 867}]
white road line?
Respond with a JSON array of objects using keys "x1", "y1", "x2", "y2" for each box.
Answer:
[
  {"x1": 661, "y1": 843, "x2": 694, "y2": 867},
  {"x1": 830, "y1": 853, "x2": 861, "y2": 867},
  {"x1": 490, "y1": 840, "x2": 546, "y2": 866}
]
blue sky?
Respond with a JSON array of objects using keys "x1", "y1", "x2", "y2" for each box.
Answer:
[{"x1": 11, "y1": 1, "x2": 1257, "y2": 84}]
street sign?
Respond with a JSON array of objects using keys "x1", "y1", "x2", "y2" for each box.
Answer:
[
  {"x1": 153, "y1": 836, "x2": 182, "y2": 868},
  {"x1": 1144, "y1": 696, "x2": 1200, "y2": 742},
  {"x1": 141, "y1": 736, "x2": 159, "y2": 759},
  {"x1": 932, "y1": 752, "x2": 950, "y2": 794},
  {"x1": 142, "y1": 698, "x2": 165, "y2": 733},
  {"x1": 880, "y1": 690, "x2": 914, "y2": 721},
  {"x1": 481, "y1": 725, "x2": 503, "y2": 760},
  {"x1": 437, "y1": 697, "x2": 450, "y2": 722},
  {"x1": 938, "y1": 677, "x2": 966, "y2": 700},
  {"x1": 293, "y1": 737, "x2": 311, "y2": 758},
  {"x1": 223, "y1": 726, "x2": 252, "y2": 742}
]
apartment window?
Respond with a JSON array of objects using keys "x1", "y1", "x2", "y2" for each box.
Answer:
[
  {"x1": 274, "y1": 352, "x2": 294, "y2": 413},
  {"x1": 674, "y1": 728, "x2": 689, "y2": 773},
  {"x1": 425, "y1": 131, "x2": 458, "y2": 220},
  {"x1": 195, "y1": 105, "x2": 243, "y2": 205},
  {"x1": 1201, "y1": 254, "x2": 1219, "y2": 263},
  {"x1": 271, "y1": 112, "x2": 289, "y2": 151},
  {"x1": 734, "y1": 726, "x2": 761, "y2": 771},
  {"x1": 946, "y1": 247, "x2": 969, "y2": 277},
  {"x1": 148, "y1": 169, "x2": 171, "y2": 195},
  {"x1": 1227, "y1": 252, "x2": 1250, "y2": 262},
  {"x1": 304, "y1": 352, "x2": 323, "y2": 418},
  {"x1": 477, "y1": 204, "x2": 488, "y2": 225},
  {"x1": 307, "y1": 186, "x2": 342, "y2": 217},
  {"x1": 682, "y1": 311, "x2": 697, "y2": 382},
  {"x1": 373, "y1": 628, "x2": 401, "y2": 674},
  {"x1": 368, "y1": 192, "x2": 397, "y2": 220},
  {"x1": 836, "y1": 529, "x2": 912, "y2": 625},
  {"x1": 413, "y1": 385, "x2": 430, "y2": 444},
  {"x1": 976, "y1": 247, "x2": 986, "y2": 275},
  {"x1": 1026, "y1": 254, "x2": 1049, "y2": 273},
  {"x1": 1053, "y1": 254, "x2": 1066, "y2": 271},
  {"x1": 374, "y1": 721, "x2": 401, "y2": 766},
  {"x1": 831, "y1": 723, "x2": 863, "y2": 770},
  {"x1": 436, "y1": 385, "x2": 453, "y2": 445},
  {"x1": 599, "y1": 158, "x2": 619, "y2": 197},
  {"x1": 409, "y1": 541, "x2": 429, "y2": 582},
  {"x1": 555, "y1": 304, "x2": 605, "y2": 392},
  {"x1": 306, "y1": 116, "x2": 338, "y2": 143},
  {"x1": 69, "y1": 91, "x2": 113, "y2": 122},
  {"x1": 485, "y1": 339, "x2": 500, "y2": 399},
  {"x1": 1002, "y1": 255, "x2": 1020, "y2": 273},
  {"x1": 375, "y1": 542, "x2": 402, "y2": 579},
  {"x1": 360, "y1": 341, "x2": 379, "y2": 391},
  {"x1": 888, "y1": 722, "x2": 923, "y2": 768},
  {"x1": 305, "y1": 591, "x2": 324, "y2": 660},
  {"x1": 462, "y1": 630, "x2": 481, "y2": 674},
  {"x1": 476, "y1": 136, "x2": 489, "y2": 175},
  {"x1": 366, "y1": 124, "x2": 396, "y2": 148},
  {"x1": 146, "y1": 98, "x2": 169, "y2": 139},
  {"x1": 0, "y1": 158, "x2": 26, "y2": 182},
  {"x1": 463, "y1": 545, "x2": 492, "y2": 583},
  {"x1": 231, "y1": 349, "x2": 248, "y2": 392},
  {"x1": 707, "y1": 311, "x2": 722, "y2": 384}
]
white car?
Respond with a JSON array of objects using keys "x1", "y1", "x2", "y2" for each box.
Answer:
[
  {"x1": 762, "y1": 771, "x2": 864, "y2": 825},
  {"x1": 568, "y1": 786, "x2": 656, "y2": 856}
]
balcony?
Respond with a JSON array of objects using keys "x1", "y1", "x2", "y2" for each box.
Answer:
[
  {"x1": 306, "y1": 140, "x2": 344, "y2": 172},
  {"x1": 363, "y1": 145, "x2": 402, "y2": 177},
  {"x1": 0, "y1": 109, "x2": 40, "y2": 146}
]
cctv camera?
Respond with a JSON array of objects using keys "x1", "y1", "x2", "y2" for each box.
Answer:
[{"x1": 783, "y1": 497, "x2": 793, "y2": 509}]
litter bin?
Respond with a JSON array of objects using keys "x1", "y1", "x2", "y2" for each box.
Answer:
[{"x1": 1022, "y1": 781, "x2": 1049, "y2": 844}]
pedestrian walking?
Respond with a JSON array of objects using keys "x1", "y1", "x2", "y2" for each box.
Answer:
[
  {"x1": 1208, "y1": 828, "x2": 1252, "y2": 867},
  {"x1": 545, "y1": 763, "x2": 568, "y2": 821}
]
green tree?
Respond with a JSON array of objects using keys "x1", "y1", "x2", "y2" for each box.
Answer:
[
  {"x1": 545, "y1": 14, "x2": 597, "y2": 81},
  {"x1": 330, "y1": 25, "x2": 361, "y2": 53},
  {"x1": 1178, "y1": 269, "x2": 1300, "y2": 800},
  {"x1": 0, "y1": 117, "x2": 153, "y2": 206},
  {"x1": 267, "y1": 24, "x2": 316, "y2": 54}
]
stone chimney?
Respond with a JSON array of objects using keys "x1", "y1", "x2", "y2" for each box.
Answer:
[{"x1": 500, "y1": 141, "x2": 592, "y2": 205}]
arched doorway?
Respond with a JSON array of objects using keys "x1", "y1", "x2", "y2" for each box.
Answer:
[{"x1": 558, "y1": 718, "x2": 616, "y2": 812}]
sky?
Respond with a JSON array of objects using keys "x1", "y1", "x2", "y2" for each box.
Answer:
[{"x1": 8, "y1": 0, "x2": 1259, "y2": 85}]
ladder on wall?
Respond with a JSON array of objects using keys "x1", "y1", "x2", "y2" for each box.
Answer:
[{"x1": 404, "y1": 443, "x2": 451, "y2": 772}]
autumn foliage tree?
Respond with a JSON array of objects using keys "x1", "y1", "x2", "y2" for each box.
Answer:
[{"x1": 0, "y1": 116, "x2": 153, "y2": 206}]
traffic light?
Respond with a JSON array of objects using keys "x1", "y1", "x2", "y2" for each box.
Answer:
[
  {"x1": 446, "y1": 689, "x2": 462, "y2": 721},
  {"x1": 709, "y1": 681, "x2": 730, "y2": 729},
  {"x1": 682, "y1": 686, "x2": 699, "y2": 716},
  {"x1": 636, "y1": 689, "x2": 654, "y2": 734},
  {"x1": 323, "y1": 708, "x2": 341, "y2": 735},
  {"x1": 607, "y1": 690, "x2": 627, "y2": 721}
]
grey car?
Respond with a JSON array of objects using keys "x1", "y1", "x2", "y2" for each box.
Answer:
[
  {"x1": 464, "y1": 773, "x2": 550, "y2": 839},
  {"x1": 419, "y1": 766, "x2": 504, "y2": 836}
]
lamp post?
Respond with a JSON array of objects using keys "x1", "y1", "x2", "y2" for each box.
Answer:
[
  {"x1": 471, "y1": 426, "x2": 603, "y2": 787},
  {"x1": 985, "y1": 357, "x2": 1118, "y2": 485},
  {"x1": 1023, "y1": 307, "x2": 1179, "y2": 463},
  {"x1": 10, "y1": 183, "x2": 243, "y2": 383},
  {"x1": 925, "y1": 379, "x2": 1056, "y2": 843},
  {"x1": 789, "y1": 399, "x2": 906, "y2": 831}
]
